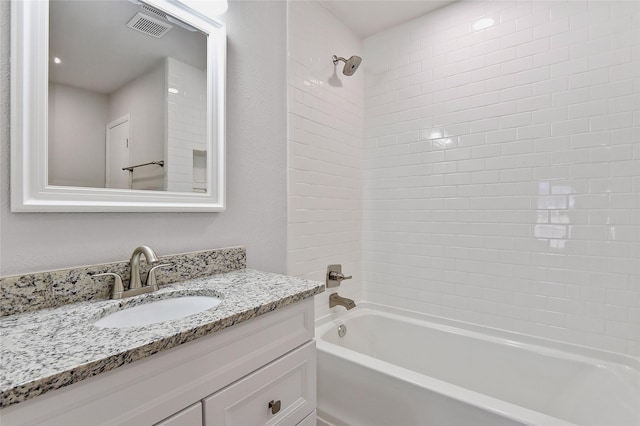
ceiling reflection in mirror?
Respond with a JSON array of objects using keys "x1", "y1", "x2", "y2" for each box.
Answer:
[{"x1": 48, "y1": 0, "x2": 208, "y2": 193}]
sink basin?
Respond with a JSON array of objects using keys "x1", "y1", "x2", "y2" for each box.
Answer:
[{"x1": 94, "y1": 296, "x2": 221, "y2": 328}]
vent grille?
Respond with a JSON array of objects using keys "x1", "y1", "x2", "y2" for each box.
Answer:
[
  {"x1": 141, "y1": 4, "x2": 168, "y2": 19},
  {"x1": 126, "y1": 13, "x2": 173, "y2": 38}
]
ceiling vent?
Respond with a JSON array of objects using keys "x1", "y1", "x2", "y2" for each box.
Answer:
[
  {"x1": 141, "y1": 4, "x2": 168, "y2": 20},
  {"x1": 126, "y1": 13, "x2": 173, "y2": 38}
]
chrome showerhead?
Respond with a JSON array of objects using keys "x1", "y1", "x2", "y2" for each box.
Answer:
[{"x1": 332, "y1": 54, "x2": 362, "y2": 76}]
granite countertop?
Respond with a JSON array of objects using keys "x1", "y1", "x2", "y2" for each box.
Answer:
[{"x1": 0, "y1": 269, "x2": 324, "y2": 408}]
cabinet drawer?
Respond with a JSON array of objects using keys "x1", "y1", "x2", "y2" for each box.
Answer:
[
  {"x1": 203, "y1": 341, "x2": 316, "y2": 426},
  {"x1": 154, "y1": 402, "x2": 202, "y2": 426}
]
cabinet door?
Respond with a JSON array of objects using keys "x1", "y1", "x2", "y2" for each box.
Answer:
[
  {"x1": 203, "y1": 342, "x2": 316, "y2": 426},
  {"x1": 296, "y1": 410, "x2": 316, "y2": 426},
  {"x1": 154, "y1": 402, "x2": 202, "y2": 426}
]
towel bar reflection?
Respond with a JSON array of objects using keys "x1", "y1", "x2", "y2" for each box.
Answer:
[{"x1": 122, "y1": 160, "x2": 165, "y2": 172}]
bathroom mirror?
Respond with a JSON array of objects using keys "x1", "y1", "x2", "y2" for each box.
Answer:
[{"x1": 11, "y1": 0, "x2": 226, "y2": 212}]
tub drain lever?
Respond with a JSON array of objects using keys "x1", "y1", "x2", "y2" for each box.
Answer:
[{"x1": 326, "y1": 264, "x2": 352, "y2": 288}]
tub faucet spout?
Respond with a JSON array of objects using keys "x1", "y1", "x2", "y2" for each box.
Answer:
[{"x1": 330, "y1": 293, "x2": 356, "y2": 310}]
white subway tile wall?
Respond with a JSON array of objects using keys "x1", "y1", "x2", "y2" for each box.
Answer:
[
  {"x1": 287, "y1": 1, "x2": 364, "y2": 318},
  {"x1": 166, "y1": 58, "x2": 207, "y2": 192},
  {"x1": 363, "y1": 0, "x2": 639, "y2": 355}
]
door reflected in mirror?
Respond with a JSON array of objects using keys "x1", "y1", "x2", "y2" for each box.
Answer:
[{"x1": 48, "y1": 0, "x2": 208, "y2": 193}]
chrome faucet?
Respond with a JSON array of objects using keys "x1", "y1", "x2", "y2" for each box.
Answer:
[
  {"x1": 129, "y1": 246, "x2": 160, "y2": 290},
  {"x1": 93, "y1": 246, "x2": 169, "y2": 299},
  {"x1": 329, "y1": 293, "x2": 356, "y2": 310}
]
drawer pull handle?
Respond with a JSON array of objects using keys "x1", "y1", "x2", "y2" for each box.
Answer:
[{"x1": 268, "y1": 399, "x2": 281, "y2": 415}]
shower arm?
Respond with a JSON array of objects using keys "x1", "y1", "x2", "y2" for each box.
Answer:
[{"x1": 332, "y1": 55, "x2": 347, "y2": 65}]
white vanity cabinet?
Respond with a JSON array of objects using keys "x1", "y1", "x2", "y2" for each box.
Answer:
[
  {"x1": 1, "y1": 300, "x2": 316, "y2": 426},
  {"x1": 155, "y1": 403, "x2": 203, "y2": 426}
]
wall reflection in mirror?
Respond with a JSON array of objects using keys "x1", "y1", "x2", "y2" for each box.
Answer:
[{"x1": 48, "y1": 0, "x2": 208, "y2": 193}]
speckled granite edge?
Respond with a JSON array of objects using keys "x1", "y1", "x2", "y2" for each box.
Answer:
[
  {"x1": 0, "y1": 246, "x2": 246, "y2": 317},
  {"x1": 0, "y1": 269, "x2": 324, "y2": 408}
]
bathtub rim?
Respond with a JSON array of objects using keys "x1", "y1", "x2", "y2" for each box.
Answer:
[
  {"x1": 316, "y1": 302, "x2": 639, "y2": 370},
  {"x1": 315, "y1": 302, "x2": 639, "y2": 426}
]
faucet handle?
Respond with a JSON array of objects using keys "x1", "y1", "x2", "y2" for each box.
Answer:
[
  {"x1": 93, "y1": 273, "x2": 125, "y2": 298},
  {"x1": 326, "y1": 264, "x2": 352, "y2": 288},
  {"x1": 146, "y1": 263, "x2": 171, "y2": 290},
  {"x1": 329, "y1": 271, "x2": 352, "y2": 281}
]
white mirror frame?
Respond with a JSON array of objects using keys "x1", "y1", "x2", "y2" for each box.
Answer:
[{"x1": 11, "y1": 0, "x2": 226, "y2": 212}]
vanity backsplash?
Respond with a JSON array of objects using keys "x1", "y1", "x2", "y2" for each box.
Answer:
[{"x1": 0, "y1": 246, "x2": 246, "y2": 317}]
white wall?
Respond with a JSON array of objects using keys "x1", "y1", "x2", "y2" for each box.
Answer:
[
  {"x1": 287, "y1": 1, "x2": 364, "y2": 318},
  {"x1": 363, "y1": 0, "x2": 639, "y2": 356},
  {"x1": 110, "y1": 61, "x2": 166, "y2": 191},
  {"x1": 48, "y1": 83, "x2": 108, "y2": 188},
  {"x1": 0, "y1": 1, "x2": 288, "y2": 276}
]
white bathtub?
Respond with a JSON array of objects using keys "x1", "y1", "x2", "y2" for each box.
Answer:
[{"x1": 316, "y1": 303, "x2": 640, "y2": 426}]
